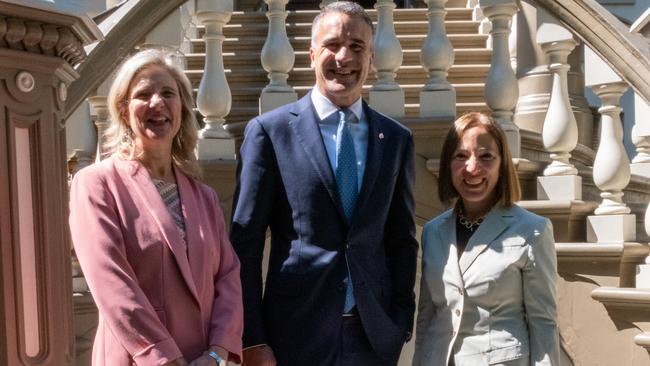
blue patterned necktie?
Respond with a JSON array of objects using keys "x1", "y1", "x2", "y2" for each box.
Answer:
[
  {"x1": 335, "y1": 108, "x2": 359, "y2": 222},
  {"x1": 335, "y1": 108, "x2": 358, "y2": 313}
]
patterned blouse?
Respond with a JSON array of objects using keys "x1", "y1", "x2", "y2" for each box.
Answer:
[{"x1": 153, "y1": 178, "x2": 187, "y2": 247}]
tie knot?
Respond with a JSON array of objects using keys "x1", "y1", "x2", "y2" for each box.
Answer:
[{"x1": 338, "y1": 108, "x2": 356, "y2": 125}]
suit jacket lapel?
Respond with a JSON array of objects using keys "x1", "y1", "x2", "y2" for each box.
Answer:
[
  {"x1": 289, "y1": 92, "x2": 347, "y2": 222},
  {"x1": 459, "y1": 205, "x2": 510, "y2": 275},
  {"x1": 352, "y1": 102, "x2": 384, "y2": 224},
  {"x1": 118, "y1": 158, "x2": 200, "y2": 303}
]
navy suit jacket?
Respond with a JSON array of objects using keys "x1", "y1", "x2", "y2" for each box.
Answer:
[{"x1": 230, "y1": 92, "x2": 418, "y2": 365}]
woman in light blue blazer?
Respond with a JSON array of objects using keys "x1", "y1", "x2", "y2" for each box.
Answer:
[{"x1": 413, "y1": 112, "x2": 560, "y2": 366}]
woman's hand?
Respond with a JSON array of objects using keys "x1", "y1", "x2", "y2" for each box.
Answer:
[
  {"x1": 189, "y1": 346, "x2": 229, "y2": 366},
  {"x1": 163, "y1": 357, "x2": 188, "y2": 366}
]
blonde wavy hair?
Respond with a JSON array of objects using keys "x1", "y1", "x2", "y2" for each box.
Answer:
[{"x1": 104, "y1": 49, "x2": 200, "y2": 178}]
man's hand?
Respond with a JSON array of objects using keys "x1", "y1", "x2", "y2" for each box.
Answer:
[{"x1": 242, "y1": 345, "x2": 276, "y2": 366}]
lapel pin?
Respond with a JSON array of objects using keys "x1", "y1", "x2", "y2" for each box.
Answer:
[{"x1": 379, "y1": 133, "x2": 384, "y2": 140}]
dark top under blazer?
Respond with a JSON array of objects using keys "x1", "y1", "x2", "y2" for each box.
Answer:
[{"x1": 230, "y1": 92, "x2": 418, "y2": 365}]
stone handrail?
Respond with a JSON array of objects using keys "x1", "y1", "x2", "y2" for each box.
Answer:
[
  {"x1": 534, "y1": 0, "x2": 650, "y2": 105},
  {"x1": 591, "y1": 287, "x2": 650, "y2": 308}
]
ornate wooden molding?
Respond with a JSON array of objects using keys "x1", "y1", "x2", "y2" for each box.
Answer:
[{"x1": 0, "y1": 16, "x2": 85, "y2": 66}]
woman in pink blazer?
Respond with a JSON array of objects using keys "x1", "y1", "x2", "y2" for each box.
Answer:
[{"x1": 69, "y1": 49, "x2": 243, "y2": 366}]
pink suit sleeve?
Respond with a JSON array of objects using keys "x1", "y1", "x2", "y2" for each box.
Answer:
[{"x1": 69, "y1": 168, "x2": 183, "y2": 365}]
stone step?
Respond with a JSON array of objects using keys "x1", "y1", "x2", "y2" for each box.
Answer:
[
  {"x1": 225, "y1": 8, "x2": 473, "y2": 24},
  {"x1": 199, "y1": 101, "x2": 486, "y2": 129},
  {"x1": 213, "y1": 19, "x2": 480, "y2": 38},
  {"x1": 185, "y1": 63, "x2": 489, "y2": 86},
  {"x1": 210, "y1": 83, "x2": 485, "y2": 105},
  {"x1": 190, "y1": 33, "x2": 488, "y2": 53},
  {"x1": 185, "y1": 48, "x2": 491, "y2": 70}
]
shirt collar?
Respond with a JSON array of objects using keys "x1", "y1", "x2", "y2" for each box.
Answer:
[{"x1": 311, "y1": 86, "x2": 363, "y2": 123}]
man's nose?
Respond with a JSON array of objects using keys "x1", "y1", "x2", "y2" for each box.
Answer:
[{"x1": 335, "y1": 46, "x2": 351, "y2": 62}]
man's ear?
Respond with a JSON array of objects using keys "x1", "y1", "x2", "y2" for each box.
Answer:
[{"x1": 309, "y1": 47, "x2": 316, "y2": 68}]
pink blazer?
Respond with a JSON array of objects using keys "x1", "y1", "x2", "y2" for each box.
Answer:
[{"x1": 70, "y1": 155, "x2": 243, "y2": 365}]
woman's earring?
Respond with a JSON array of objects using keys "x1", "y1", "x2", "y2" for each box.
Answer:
[{"x1": 121, "y1": 130, "x2": 133, "y2": 147}]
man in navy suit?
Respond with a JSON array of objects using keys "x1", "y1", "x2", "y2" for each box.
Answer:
[{"x1": 230, "y1": 2, "x2": 418, "y2": 365}]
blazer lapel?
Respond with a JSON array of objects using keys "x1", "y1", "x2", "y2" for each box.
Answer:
[
  {"x1": 118, "y1": 158, "x2": 200, "y2": 303},
  {"x1": 439, "y1": 211, "x2": 465, "y2": 289},
  {"x1": 352, "y1": 102, "x2": 384, "y2": 224},
  {"x1": 458, "y1": 206, "x2": 510, "y2": 275},
  {"x1": 174, "y1": 168, "x2": 204, "y2": 304},
  {"x1": 289, "y1": 92, "x2": 347, "y2": 221}
]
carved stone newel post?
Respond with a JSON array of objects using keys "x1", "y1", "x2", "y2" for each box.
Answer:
[
  {"x1": 535, "y1": 23, "x2": 582, "y2": 200},
  {"x1": 369, "y1": 0, "x2": 404, "y2": 118},
  {"x1": 195, "y1": 0, "x2": 235, "y2": 160},
  {"x1": 260, "y1": 0, "x2": 297, "y2": 113},
  {"x1": 480, "y1": 0, "x2": 520, "y2": 157},
  {"x1": 419, "y1": 0, "x2": 455, "y2": 119},
  {"x1": 0, "y1": 3, "x2": 101, "y2": 366}
]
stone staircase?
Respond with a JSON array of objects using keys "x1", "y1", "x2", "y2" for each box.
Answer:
[
  {"x1": 180, "y1": 4, "x2": 650, "y2": 366},
  {"x1": 185, "y1": 7, "x2": 490, "y2": 132}
]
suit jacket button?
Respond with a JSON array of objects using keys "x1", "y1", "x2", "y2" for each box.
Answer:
[
  {"x1": 337, "y1": 283, "x2": 345, "y2": 292},
  {"x1": 455, "y1": 309, "x2": 461, "y2": 316},
  {"x1": 458, "y1": 288, "x2": 463, "y2": 295},
  {"x1": 345, "y1": 243, "x2": 350, "y2": 249}
]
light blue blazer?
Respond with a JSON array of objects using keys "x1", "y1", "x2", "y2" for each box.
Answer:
[{"x1": 413, "y1": 204, "x2": 560, "y2": 366}]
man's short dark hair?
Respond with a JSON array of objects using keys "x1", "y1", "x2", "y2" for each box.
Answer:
[{"x1": 311, "y1": 1, "x2": 374, "y2": 47}]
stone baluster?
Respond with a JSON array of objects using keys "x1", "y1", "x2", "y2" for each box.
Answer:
[
  {"x1": 591, "y1": 82, "x2": 631, "y2": 215},
  {"x1": 369, "y1": 0, "x2": 404, "y2": 118},
  {"x1": 647, "y1": 200, "x2": 650, "y2": 242},
  {"x1": 585, "y1": 81, "x2": 637, "y2": 243},
  {"x1": 631, "y1": 12, "x2": 650, "y2": 284},
  {"x1": 260, "y1": 0, "x2": 296, "y2": 113},
  {"x1": 535, "y1": 23, "x2": 582, "y2": 200},
  {"x1": 468, "y1": 0, "x2": 490, "y2": 34},
  {"x1": 632, "y1": 125, "x2": 650, "y2": 165},
  {"x1": 631, "y1": 93, "x2": 650, "y2": 177},
  {"x1": 66, "y1": 101, "x2": 96, "y2": 177},
  {"x1": 480, "y1": 0, "x2": 520, "y2": 157},
  {"x1": 180, "y1": 1, "x2": 198, "y2": 55},
  {"x1": 536, "y1": 30, "x2": 577, "y2": 165},
  {"x1": 419, "y1": 0, "x2": 455, "y2": 119},
  {"x1": 87, "y1": 95, "x2": 110, "y2": 163},
  {"x1": 139, "y1": 7, "x2": 183, "y2": 53},
  {"x1": 638, "y1": 201, "x2": 650, "y2": 287},
  {"x1": 195, "y1": 0, "x2": 235, "y2": 160}
]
